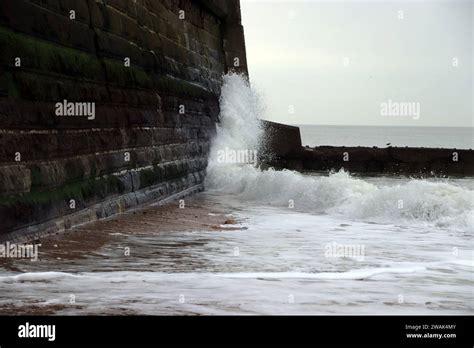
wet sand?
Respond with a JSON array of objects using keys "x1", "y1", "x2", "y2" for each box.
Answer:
[
  {"x1": 3, "y1": 195, "x2": 238, "y2": 262},
  {"x1": 0, "y1": 194, "x2": 243, "y2": 315}
]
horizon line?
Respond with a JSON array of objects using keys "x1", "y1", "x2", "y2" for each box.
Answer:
[{"x1": 286, "y1": 123, "x2": 474, "y2": 128}]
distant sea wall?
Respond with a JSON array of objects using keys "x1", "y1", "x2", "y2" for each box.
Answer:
[
  {"x1": 262, "y1": 121, "x2": 474, "y2": 176},
  {"x1": 0, "y1": 0, "x2": 247, "y2": 241}
]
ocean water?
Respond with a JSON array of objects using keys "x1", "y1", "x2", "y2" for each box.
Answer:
[
  {"x1": 297, "y1": 124, "x2": 473, "y2": 149},
  {"x1": 0, "y1": 74, "x2": 472, "y2": 315}
]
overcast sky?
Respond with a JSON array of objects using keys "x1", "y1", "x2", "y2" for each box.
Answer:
[{"x1": 240, "y1": 0, "x2": 473, "y2": 127}]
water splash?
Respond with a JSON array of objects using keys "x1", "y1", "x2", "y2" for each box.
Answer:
[{"x1": 206, "y1": 74, "x2": 474, "y2": 231}]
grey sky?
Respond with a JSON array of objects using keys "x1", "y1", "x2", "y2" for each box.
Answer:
[{"x1": 241, "y1": 0, "x2": 473, "y2": 127}]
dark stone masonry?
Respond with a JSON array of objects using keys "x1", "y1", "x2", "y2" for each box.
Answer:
[
  {"x1": 262, "y1": 121, "x2": 474, "y2": 177},
  {"x1": 0, "y1": 0, "x2": 247, "y2": 241}
]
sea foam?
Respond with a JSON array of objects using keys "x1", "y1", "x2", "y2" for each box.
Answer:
[{"x1": 205, "y1": 73, "x2": 474, "y2": 231}]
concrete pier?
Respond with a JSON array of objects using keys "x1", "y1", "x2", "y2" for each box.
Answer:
[{"x1": 261, "y1": 121, "x2": 474, "y2": 176}]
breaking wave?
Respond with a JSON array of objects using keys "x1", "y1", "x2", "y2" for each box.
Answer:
[{"x1": 205, "y1": 74, "x2": 474, "y2": 231}]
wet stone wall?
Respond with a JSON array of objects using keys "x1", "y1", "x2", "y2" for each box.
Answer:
[{"x1": 0, "y1": 0, "x2": 247, "y2": 241}]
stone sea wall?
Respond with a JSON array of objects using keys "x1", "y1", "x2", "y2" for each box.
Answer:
[
  {"x1": 262, "y1": 121, "x2": 474, "y2": 177},
  {"x1": 0, "y1": 0, "x2": 247, "y2": 241}
]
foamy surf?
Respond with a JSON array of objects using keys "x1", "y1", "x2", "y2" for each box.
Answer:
[
  {"x1": 0, "y1": 259, "x2": 469, "y2": 284},
  {"x1": 217, "y1": 267, "x2": 426, "y2": 280},
  {"x1": 0, "y1": 272, "x2": 80, "y2": 283},
  {"x1": 206, "y1": 74, "x2": 474, "y2": 231},
  {"x1": 0, "y1": 268, "x2": 425, "y2": 283}
]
